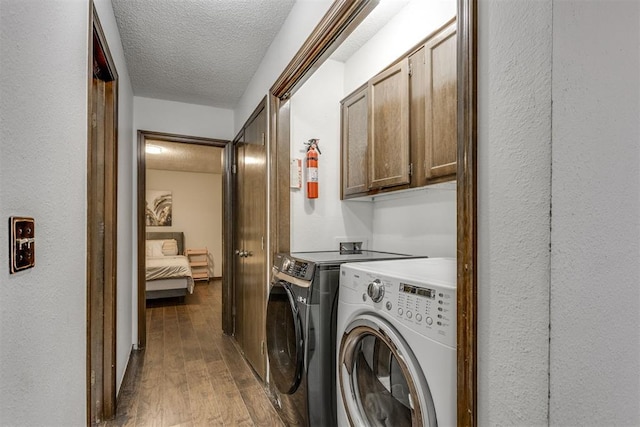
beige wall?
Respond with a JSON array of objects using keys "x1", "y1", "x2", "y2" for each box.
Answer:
[{"x1": 146, "y1": 169, "x2": 223, "y2": 278}]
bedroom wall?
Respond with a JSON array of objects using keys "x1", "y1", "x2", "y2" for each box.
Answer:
[{"x1": 147, "y1": 169, "x2": 223, "y2": 278}]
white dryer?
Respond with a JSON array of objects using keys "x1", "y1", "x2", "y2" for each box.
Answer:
[{"x1": 336, "y1": 258, "x2": 457, "y2": 427}]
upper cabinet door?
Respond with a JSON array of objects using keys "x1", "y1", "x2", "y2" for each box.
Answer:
[
  {"x1": 341, "y1": 85, "x2": 369, "y2": 199},
  {"x1": 424, "y1": 21, "x2": 457, "y2": 180},
  {"x1": 368, "y1": 58, "x2": 410, "y2": 190}
]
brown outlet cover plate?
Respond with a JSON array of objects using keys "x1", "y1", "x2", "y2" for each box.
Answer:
[{"x1": 10, "y1": 216, "x2": 35, "y2": 274}]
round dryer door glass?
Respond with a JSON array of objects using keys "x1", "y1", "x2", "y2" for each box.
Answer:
[
  {"x1": 339, "y1": 315, "x2": 436, "y2": 427},
  {"x1": 266, "y1": 281, "x2": 304, "y2": 394}
]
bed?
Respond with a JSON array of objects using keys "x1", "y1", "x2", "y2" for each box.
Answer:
[{"x1": 145, "y1": 232, "x2": 194, "y2": 300}]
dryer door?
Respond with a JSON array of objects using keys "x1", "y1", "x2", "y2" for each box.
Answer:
[
  {"x1": 338, "y1": 314, "x2": 437, "y2": 427},
  {"x1": 266, "y1": 280, "x2": 304, "y2": 394}
]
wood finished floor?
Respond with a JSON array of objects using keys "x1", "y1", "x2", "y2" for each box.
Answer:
[{"x1": 104, "y1": 280, "x2": 284, "y2": 427}]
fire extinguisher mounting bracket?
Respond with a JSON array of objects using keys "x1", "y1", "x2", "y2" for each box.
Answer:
[{"x1": 304, "y1": 138, "x2": 321, "y2": 154}]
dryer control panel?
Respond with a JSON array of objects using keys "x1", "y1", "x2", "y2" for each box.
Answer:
[{"x1": 340, "y1": 258, "x2": 457, "y2": 348}]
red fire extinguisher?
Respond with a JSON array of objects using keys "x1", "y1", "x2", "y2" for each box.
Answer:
[{"x1": 305, "y1": 139, "x2": 321, "y2": 199}]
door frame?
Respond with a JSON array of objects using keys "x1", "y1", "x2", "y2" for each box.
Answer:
[
  {"x1": 136, "y1": 131, "x2": 232, "y2": 349},
  {"x1": 87, "y1": 3, "x2": 118, "y2": 424},
  {"x1": 268, "y1": 0, "x2": 477, "y2": 424}
]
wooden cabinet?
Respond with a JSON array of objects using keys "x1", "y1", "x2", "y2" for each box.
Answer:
[
  {"x1": 186, "y1": 248, "x2": 209, "y2": 282},
  {"x1": 341, "y1": 18, "x2": 457, "y2": 199},
  {"x1": 423, "y1": 20, "x2": 457, "y2": 181},
  {"x1": 341, "y1": 59, "x2": 411, "y2": 198},
  {"x1": 341, "y1": 85, "x2": 369, "y2": 198},
  {"x1": 368, "y1": 58, "x2": 411, "y2": 190}
]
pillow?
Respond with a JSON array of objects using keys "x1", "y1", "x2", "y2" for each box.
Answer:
[
  {"x1": 162, "y1": 239, "x2": 179, "y2": 256},
  {"x1": 146, "y1": 240, "x2": 165, "y2": 258}
]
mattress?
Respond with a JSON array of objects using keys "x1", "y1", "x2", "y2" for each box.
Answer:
[{"x1": 146, "y1": 255, "x2": 194, "y2": 294}]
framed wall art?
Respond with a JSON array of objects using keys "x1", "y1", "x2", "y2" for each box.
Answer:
[{"x1": 145, "y1": 190, "x2": 172, "y2": 226}]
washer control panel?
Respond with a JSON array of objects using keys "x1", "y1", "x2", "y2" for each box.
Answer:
[
  {"x1": 394, "y1": 280, "x2": 455, "y2": 346},
  {"x1": 341, "y1": 260, "x2": 456, "y2": 348},
  {"x1": 273, "y1": 253, "x2": 315, "y2": 281}
]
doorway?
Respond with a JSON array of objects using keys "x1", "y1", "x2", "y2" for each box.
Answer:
[{"x1": 136, "y1": 131, "x2": 232, "y2": 349}]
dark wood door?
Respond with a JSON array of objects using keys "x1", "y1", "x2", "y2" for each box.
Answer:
[{"x1": 235, "y1": 106, "x2": 267, "y2": 379}]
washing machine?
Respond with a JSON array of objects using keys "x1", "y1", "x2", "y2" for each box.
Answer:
[
  {"x1": 336, "y1": 258, "x2": 457, "y2": 427},
  {"x1": 266, "y1": 250, "x2": 427, "y2": 426}
]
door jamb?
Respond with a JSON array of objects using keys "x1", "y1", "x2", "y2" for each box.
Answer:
[
  {"x1": 87, "y1": 3, "x2": 118, "y2": 424},
  {"x1": 136, "y1": 131, "x2": 232, "y2": 349}
]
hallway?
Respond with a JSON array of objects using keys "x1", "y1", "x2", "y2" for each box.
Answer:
[{"x1": 105, "y1": 281, "x2": 284, "y2": 426}]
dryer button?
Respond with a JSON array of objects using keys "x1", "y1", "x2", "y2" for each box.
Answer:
[
  {"x1": 386, "y1": 301, "x2": 392, "y2": 311},
  {"x1": 406, "y1": 311, "x2": 413, "y2": 319},
  {"x1": 397, "y1": 308, "x2": 404, "y2": 316},
  {"x1": 416, "y1": 314, "x2": 423, "y2": 322},
  {"x1": 426, "y1": 317, "x2": 433, "y2": 325}
]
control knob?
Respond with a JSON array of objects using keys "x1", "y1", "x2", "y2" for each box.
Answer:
[
  {"x1": 367, "y1": 279, "x2": 385, "y2": 303},
  {"x1": 281, "y1": 258, "x2": 292, "y2": 272}
]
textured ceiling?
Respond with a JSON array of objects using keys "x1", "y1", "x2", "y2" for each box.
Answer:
[
  {"x1": 146, "y1": 140, "x2": 223, "y2": 174},
  {"x1": 111, "y1": 0, "x2": 296, "y2": 109}
]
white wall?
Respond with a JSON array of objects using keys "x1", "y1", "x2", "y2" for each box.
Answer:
[
  {"x1": 290, "y1": 59, "x2": 374, "y2": 251},
  {"x1": 147, "y1": 170, "x2": 223, "y2": 278},
  {"x1": 550, "y1": 2, "x2": 640, "y2": 425},
  {"x1": 134, "y1": 96, "x2": 234, "y2": 140},
  {"x1": 477, "y1": 0, "x2": 552, "y2": 424},
  {"x1": 0, "y1": 0, "x2": 89, "y2": 424},
  {"x1": 234, "y1": 0, "x2": 332, "y2": 132},
  {"x1": 94, "y1": 0, "x2": 136, "y2": 396},
  {"x1": 371, "y1": 185, "x2": 456, "y2": 257}
]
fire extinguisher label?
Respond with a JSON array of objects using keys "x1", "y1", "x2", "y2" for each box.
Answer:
[{"x1": 307, "y1": 167, "x2": 318, "y2": 182}]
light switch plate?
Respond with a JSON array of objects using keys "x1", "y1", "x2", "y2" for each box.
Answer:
[{"x1": 10, "y1": 216, "x2": 35, "y2": 273}]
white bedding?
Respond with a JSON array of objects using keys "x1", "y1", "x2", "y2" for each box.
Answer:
[{"x1": 146, "y1": 255, "x2": 194, "y2": 294}]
